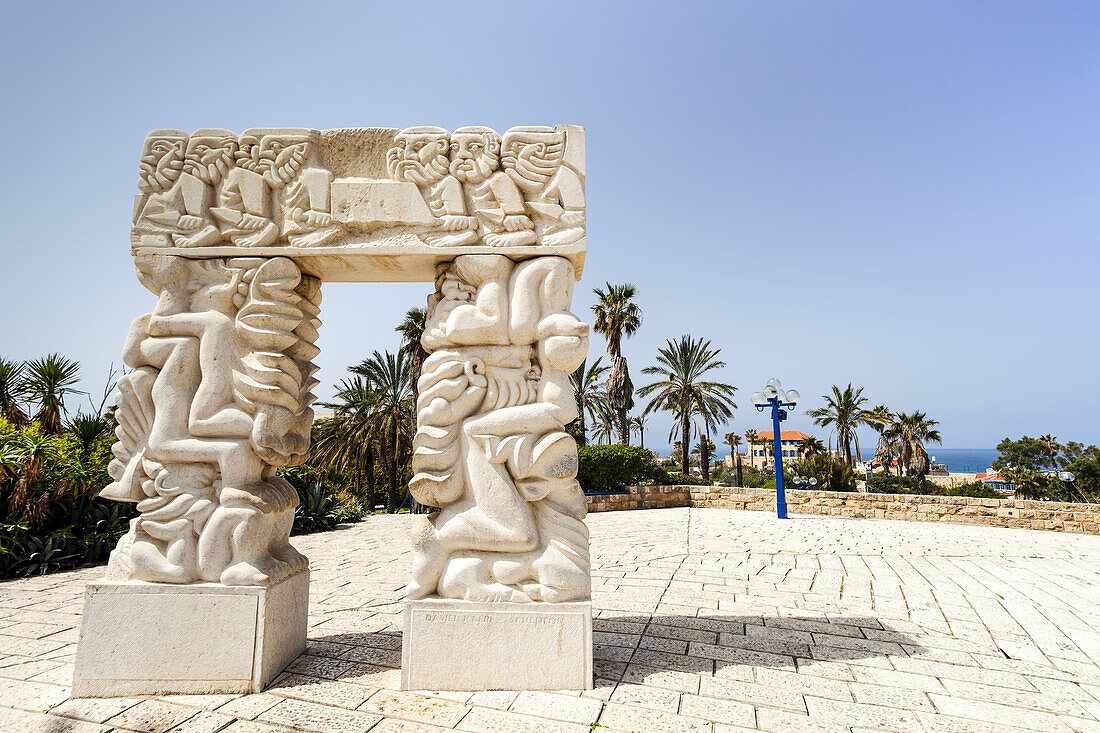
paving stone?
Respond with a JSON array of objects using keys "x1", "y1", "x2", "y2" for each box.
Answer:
[
  {"x1": 804, "y1": 695, "x2": 924, "y2": 732},
  {"x1": 214, "y1": 694, "x2": 283, "y2": 721},
  {"x1": 678, "y1": 693, "x2": 755, "y2": 726},
  {"x1": 257, "y1": 697, "x2": 382, "y2": 733},
  {"x1": 0, "y1": 675, "x2": 70, "y2": 712},
  {"x1": 621, "y1": 663, "x2": 702, "y2": 693},
  {"x1": 608, "y1": 681, "x2": 681, "y2": 711},
  {"x1": 597, "y1": 702, "x2": 713, "y2": 733},
  {"x1": 51, "y1": 696, "x2": 144, "y2": 723},
  {"x1": 268, "y1": 673, "x2": 375, "y2": 709},
  {"x1": 699, "y1": 675, "x2": 806, "y2": 712},
  {"x1": 106, "y1": 700, "x2": 200, "y2": 733},
  {"x1": 0, "y1": 706, "x2": 111, "y2": 733},
  {"x1": 165, "y1": 710, "x2": 237, "y2": 733},
  {"x1": 360, "y1": 689, "x2": 468, "y2": 727},
  {"x1": 928, "y1": 692, "x2": 1077, "y2": 731},
  {"x1": 510, "y1": 690, "x2": 603, "y2": 724},
  {"x1": 457, "y1": 706, "x2": 589, "y2": 733},
  {"x1": 755, "y1": 707, "x2": 852, "y2": 733},
  {"x1": 285, "y1": 654, "x2": 356, "y2": 679}
]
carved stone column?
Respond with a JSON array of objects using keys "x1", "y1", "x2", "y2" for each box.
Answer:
[
  {"x1": 73, "y1": 255, "x2": 320, "y2": 695},
  {"x1": 401, "y1": 254, "x2": 592, "y2": 690},
  {"x1": 76, "y1": 123, "x2": 587, "y2": 696}
]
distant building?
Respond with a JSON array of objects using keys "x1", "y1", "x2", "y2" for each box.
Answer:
[
  {"x1": 733, "y1": 430, "x2": 815, "y2": 470},
  {"x1": 976, "y1": 471, "x2": 1015, "y2": 496}
]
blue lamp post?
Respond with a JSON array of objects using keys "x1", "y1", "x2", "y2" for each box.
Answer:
[{"x1": 751, "y1": 378, "x2": 800, "y2": 519}]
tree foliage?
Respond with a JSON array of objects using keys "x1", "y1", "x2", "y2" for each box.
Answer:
[
  {"x1": 638, "y1": 335, "x2": 737, "y2": 476},
  {"x1": 993, "y1": 435, "x2": 1100, "y2": 502},
  {"x1": 592, "y1": 283, "x2": 642, "y2": 444}
]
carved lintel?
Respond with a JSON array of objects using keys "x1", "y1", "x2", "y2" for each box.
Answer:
[{"x1": 130, "y1": 126, "x2": 586, "y2": 269}]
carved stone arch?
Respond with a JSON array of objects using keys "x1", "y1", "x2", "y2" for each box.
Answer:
[{"x1": 76, "y1": 125, "x2": 590, "y2": 696}]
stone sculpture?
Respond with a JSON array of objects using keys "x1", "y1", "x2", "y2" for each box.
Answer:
[
  {"x1": 130, "y1": 125, "x2": 585, "y2": 254},
  {"x1": 408, "y1": 255, "x2": 590, "y2": 603},
  {"x1": 77, "y1": 123, "x2": 589, "y2": 697},
  {"x1": 102, "y1": 254, "x2": 319, "y2": 585}
]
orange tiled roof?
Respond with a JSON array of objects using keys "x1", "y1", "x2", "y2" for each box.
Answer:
[{"x1": 752, "y1": 431, "x2": 813, "y2": 441}]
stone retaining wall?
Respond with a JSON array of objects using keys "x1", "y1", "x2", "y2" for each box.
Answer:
[
  {"x1": 586, "y1": 485, "x2": 691, "y2": 513},
  {"x1": 587, "y1": 485, "x2": 1100, "y2": 534}
]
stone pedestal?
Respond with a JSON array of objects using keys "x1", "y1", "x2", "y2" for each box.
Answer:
[
  {"x1": 401, "y1": 599, "x2": 592, "y2": 691},
  {"x1": 72, "y1": 569, "x2": 308, "y2": 697}
]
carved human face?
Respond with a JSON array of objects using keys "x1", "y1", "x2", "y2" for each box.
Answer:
[
  {"x1": 448, "y1": 128, "x2": 500, "y2": 185},
  {"x1": 235, "y1": 131, "x2": 311, "y2": 188},
  {"x1": 138, "y1": 131, "x2": 187, "y2": 193},
  {"x1": 387, "y1": 128, "x2": 450, "y2": 186},
  {"x1": 500, "y1": 128, "x2": 565, "y2": 192},
  {"x1": 183, "y1": 132, "x2": 238, "y2": 185},
  {"x1": 258, "y1": 134, "x2": 311, "y2": 188}
]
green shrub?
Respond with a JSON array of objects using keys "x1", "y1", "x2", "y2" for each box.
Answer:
[
  {"x1": 739, "y1": 467, "x2": 775, "y2": 489},
  {"x1": 945, "y1": 481, "x2": 1004, "y2": 499},
  {"x1": 790, "y1": 455, "x2": 857, "y2": 492},
  {"x1": 577, "y1": 444, "x2": 657, "y2": 494},
  {"x1": 865, "y1": 475, "x2": 925, "y2": 494},
  {"x1": 0, "y1": 418, "x2": 135, "y2": 578},
  {"x1": 279, "y1": 467, "x2": 365, "y2": 534}
]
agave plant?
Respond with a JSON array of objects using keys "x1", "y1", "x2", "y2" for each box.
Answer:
[{"x1": 68, "y1": 413, "x2": 111, "y2": 459}]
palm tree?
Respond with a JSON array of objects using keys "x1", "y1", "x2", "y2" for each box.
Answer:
[
  {"x1": 806, "y1": 384, "x2": 878, "y2": 466},
  {"x1": 0, "y1": 358, "x2": 29, "y2": 426},
  {"x1": 799, "y1": 437, "x2": 826, "y2": 458},
  {"x1": 591, "y1": 283, "x2": 642, "y2": 444},
  {"x1": 19, "y1": 354, "x2": 83, "y2": 435},
  {"x1": 758, "y1": 436, "x2": 773, "y2": 470},
  {"x1": 352, "y1": 350, "x2": 412, "y2": 512},
  {"x1": 591, "y1": 403, "x2": 618, "y2": 445},
  {"x1": 1039, "y1": 434, "x2": 1061, "y2": 470},
  {"x1": 692, "y1": 385, "x2": 736, "y2": 483},
  {"x1": 628, "y1": 413, "x2": 649, "y2": 449},
  {"x1": 867, "y1": 405, "x2": 895, "y2": 475},
  {"x1": 395, "y1": 307, "x2": 428, "y2": 406},
  {"x1": 638, "y1": 336, "x2": 737, "y2": 475},
  {"x1": 725, "y1": 432, "x2": 743, "y2": 486},
  {"x1": 569, "y1": 358, "x2": 609, "y2": 446},
  {"x1": 745, "y1": 429, "x2": 760, "y2": 470},
  {"x1": 691, "y1": 432, "x2": 717, "y2": 481},
  {"x1": 892, "y1": 411, "x2": 943, "y2": 481},
  {"x1": 314, "y1": 376, "x2": 380, "y2": 505}
]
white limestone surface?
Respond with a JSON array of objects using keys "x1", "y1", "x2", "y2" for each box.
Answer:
[
  {"x1": 72, "y1": 568, "x2": 307, "y2": 696},
  {"x1": 129, "y1": 125, "x2": 587, "y2": 283},
  {"x1": 402, "y1": 599, "x2": 592, "y2": 691}
]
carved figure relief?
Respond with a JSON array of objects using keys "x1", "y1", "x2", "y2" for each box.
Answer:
[
  {"x1": 408, "y1": 254, "x2": 591, "y2": 603},
  {"x1": 131, "y1": 126, "x2": 584, "y2": 252},
  {"x1": 102, "y1": 255, "x2": 320, "y2": 586},
  {"x1": 386, "y1": 127, "x2": 479, "y2": 247}
]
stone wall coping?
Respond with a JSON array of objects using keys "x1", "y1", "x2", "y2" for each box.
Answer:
[{"x1": 589, "y1": 485, "x2": 1100, "y2": 535}]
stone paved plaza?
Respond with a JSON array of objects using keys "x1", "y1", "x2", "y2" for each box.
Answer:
[{"x1": 5, "y1": 507, "x2": 1100, "y2": 732}]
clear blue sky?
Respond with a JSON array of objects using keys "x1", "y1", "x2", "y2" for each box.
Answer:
[{"x1": 2, "y1": 1, "x2": 1098, "y2": 455}]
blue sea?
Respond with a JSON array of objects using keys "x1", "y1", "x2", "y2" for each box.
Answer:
[{"x1": 928, "y1": 448, "x2": 998, "y2": 474}]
